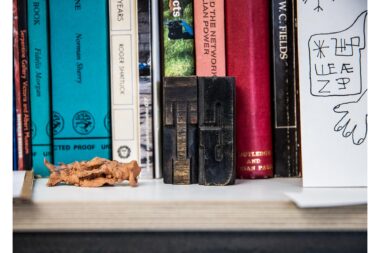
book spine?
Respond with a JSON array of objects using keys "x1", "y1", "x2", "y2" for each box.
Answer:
[
  {"x1": 28, "y1": 0, "x2": 52, "y2": 177},
  {"x1": 194, "y1": 0, "x2": 225, "y2": 76},
  {"x1": 152, "y1": 0, "x2": 162, "y2": 178},
  {"x1": 109, "y1": 0, "x2": 140, "y2": 165},
  {"x1": 225, "y1": 0, "x2": 273, "y2": 178},
  {"x1": 271, "y1": 0, "x2": 300, "y2": 177},
  {"x1": 160, "y1": 0, "x2": 195, "y2": 76},
  {"x1": 13, "y1": 84, "x2": 18, "y2": 171},
  {"x1": 49, "y1": 0, "x2": 111, "y2": 163},
  {"x1": 18, "y1": 0, "x2": 33, "y2": 170},
  {"x1": 137, "y1": 0, "x2": 154, "y2": 178},
  {"x1": 13, "y1": 0, "x2": 24, "y2": 170},
  {"x1": 293, "y1": 0, "x2": 302, "y2": 176}
]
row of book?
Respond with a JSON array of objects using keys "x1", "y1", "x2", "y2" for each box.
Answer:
[
  {"x1": 161, "y1": 0, "x2": 301, "y2": 179},
  {"x1": 12, "y1": 0, "x2": 305, "y2": 180},
  {"x1": 13, "y1": 0, "x2": 156, "y2": 178}
]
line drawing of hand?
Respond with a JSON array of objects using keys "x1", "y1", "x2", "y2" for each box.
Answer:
[{"x1": 333, "y1": 89, "x2": 367, "y2": 145}]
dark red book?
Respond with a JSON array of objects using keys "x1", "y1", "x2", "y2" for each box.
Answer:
[
  {"x1": 225, "y1": 0, "x2": 273, "y2": 178},
  {"x1": 13, "y1": 0, "x2": 24, "y2": 170},
  {"x1": 17, "y1": 0, "x2": 32, "y2": 170}
]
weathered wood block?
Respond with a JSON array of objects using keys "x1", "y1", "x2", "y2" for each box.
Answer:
[
  {"x1": 198, "y1": 77, "x2": 236, "y2": 186},
  {"x1": 163, "y1": 77, "x2": 198, "y2": 184}
]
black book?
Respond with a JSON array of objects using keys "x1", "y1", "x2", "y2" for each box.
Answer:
[{"x1": 270, "y1": 0, "x2": 300, "y2": 177}]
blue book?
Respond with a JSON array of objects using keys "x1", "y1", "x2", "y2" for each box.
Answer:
[
  {"x1": 28, "y1": 0, "x2": 52, "y2": 176},
  {"x1": 49, "y1": 0, "x2": 111, "y2": 163}
]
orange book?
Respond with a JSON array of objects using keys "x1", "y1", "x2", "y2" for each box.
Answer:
[{"x1": 194, "y1": 0, "x2": 226, "y2": 76}]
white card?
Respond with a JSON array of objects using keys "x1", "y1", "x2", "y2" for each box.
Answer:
[
  {"x1": 285, "y1": 188, "x2": 367, "y2": 208},
  {"x1": 297, "y1": 0, "x2": 367, "y2": 187},
  {"x1": 13, "y1": 171, "x2": 26, "y2": 198}
]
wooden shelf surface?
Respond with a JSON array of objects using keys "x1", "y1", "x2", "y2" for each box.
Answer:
[{"x1": 13, "y1": 178, "x2": 367, "y2": 232}]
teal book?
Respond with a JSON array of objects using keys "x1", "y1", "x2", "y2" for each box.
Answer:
[
  {"x1": 49, "y1": 0, "x2": 111, "y2": 163},
  {"x1": 28, "y1": 0, "x2": 52, "y2": 176}
]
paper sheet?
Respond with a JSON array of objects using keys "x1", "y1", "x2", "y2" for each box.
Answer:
[
  {"x1": 286, "y1": 188, "x2": 367, "y2": 208},
  {"x1": 297, "y1": 0, "x2": 367, "y2": 187}
]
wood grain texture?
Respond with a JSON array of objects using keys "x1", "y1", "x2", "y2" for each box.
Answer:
[
  {"x1": 198, "y1": 77, "x2": 236, "y2": 186},
  {"x1": 14, "y1": 201, "x2": 367, "y2": 231},
  {"x1": 163, "y1": 77, "x2": 198, "y2": 184}
]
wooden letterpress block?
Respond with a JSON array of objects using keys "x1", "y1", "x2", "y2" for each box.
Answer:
[
  {"x1": 198, "y1": 77, "x2": 236, "y2": 186},
  {"x1": 163, "y1": 77, "x2": 198, "y2": 184}
]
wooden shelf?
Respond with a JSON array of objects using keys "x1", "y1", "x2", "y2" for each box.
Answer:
[{"x1": 13, "y1": 178, "x2": 367, "y2": 232}]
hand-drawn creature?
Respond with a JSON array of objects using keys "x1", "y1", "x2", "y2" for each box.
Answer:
[{"x1": 308, "y1": 11, "x2": 367, "y2": 145}]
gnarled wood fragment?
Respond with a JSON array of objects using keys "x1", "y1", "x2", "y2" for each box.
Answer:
[{"x1": 44, "y1": 157, "x2": 141, "y2": 187}]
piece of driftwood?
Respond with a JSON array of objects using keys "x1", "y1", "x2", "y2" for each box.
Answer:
[
  {"x1": 44, "y1": 157, "x2": 141, "y2": 187},
  {"x1": 198, "y1": 77, "x2": 236, "y2": 186},
  {"x1": 163, "y1": 76, "x2": 198, "y2": 184}
]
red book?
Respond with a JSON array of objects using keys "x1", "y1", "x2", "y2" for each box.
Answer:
[
  {"x1": 194, "y1": 0, "x2": 226, "y2": 76},
  {"x1": 225, "y1": 0, "x2": 273, "y2": 178},
  {"x1": 13, "y1": 0, "x2": 24, "y2": 170}
]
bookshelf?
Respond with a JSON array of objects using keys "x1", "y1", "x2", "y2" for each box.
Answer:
[
  {"x1": 13, "y1": 177, "x2": 367, "y2": 252},
  {"x1": 12, "y1": 0, "x2": 368, "y2": 251},
  {"x1": 14, "y1": 178, "x2": 366, "y2": 232}
]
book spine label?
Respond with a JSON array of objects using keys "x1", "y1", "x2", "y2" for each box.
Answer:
[
  {"x1": 163, "y1": 77, "x2": 198, "y2": 184},
  {"x1": 49, "y1": 0, "x2": 111, "y2": 163},
  {"x1": 226, "y1": 0, "x2": 273, "y2": 178},
  {"x1": 194, "y1": 0, "x2": 226, "y2": 76},
  {"x1": 198, "y1": 77, "x2": 235, "y2": 185},
  {"x1": 137, "y1": 0, "x2": 154, "y2": 178},
  {"x1": 152, "y1": 0, "x2": 162, "y2": 178},
  {"x1": 271, "y1": 0, "x2": 299, "y2": 177},
  {"x1": 18, "y1": 0, "x2": 33, "y2": 170},
  {"x1": 13, "y1": 0, "x2": 24, "y2": 170},
  {"x1": 28, "y1": 0, "x2": 52, "y2": 176},
  {"x1": 160, "y1": 0, "x2": 195, "y2": 76},
  {"x1": 109, "y1": 0, "x2": 140, "y2": 165}
]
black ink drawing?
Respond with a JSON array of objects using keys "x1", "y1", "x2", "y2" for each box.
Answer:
[
  {"x1": 313, "y1": 40, "x2": 329, "y2": 58},
  {"x1": 333, "y1": 90, "x2": 367, "y2": 145},
  {"x1": 303, "y1": 0, "x2": 335, "y2": 12},
  {"x1": 308, "y1": 11, "x2": 367, "y2": 145}
]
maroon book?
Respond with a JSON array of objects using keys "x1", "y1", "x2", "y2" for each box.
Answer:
[
  {"x1": 226, "y1": 0, "x2": 273, "y2": 178},
  {"x1": 16, "y1": 0, "x2": 32, "y2": 170},
  {"x1": 13, "y1": 0, "x2": 24, "y2": 170}
]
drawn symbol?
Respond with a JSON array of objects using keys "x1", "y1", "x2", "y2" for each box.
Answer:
[
  {"x1": 303, "y1": 0, "x2": 335, "y2": 12},
  {"x1": 52, "y1": 111, "x2": 64, "y2": 136},
  {"x1": 31, "y1": 122, "x2": 37, "y2": 139},
  {"x1": 104, "y1": 112, "x2": 110, "y2": 132},
  {"x1": 118, "y1": 146, "x2": 131, "y2": 159},
  {"x1": 308, "y1": 11, "x2": 367, "y2": 97},
  {"x1": 313, "y1": 40, "x2": 329, "y2": 58},
  {"x1": 72, "y1": 111, "x2": 95, "y2": 135}
]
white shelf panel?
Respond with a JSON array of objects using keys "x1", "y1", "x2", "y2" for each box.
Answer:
[{"x1": 32, "y1": 178, "x2": 302, "y2": 202}]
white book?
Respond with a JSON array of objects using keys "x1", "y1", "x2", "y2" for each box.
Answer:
[
  {"x1": 297, "y1": 0, "x2": 367, "y2": 187},
  {"x1": 109, "y1": 0, "x2": 141, "y2": 172},
  {"x1": 151, "y1": 0, "x2": 162, "y2": 178}
]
